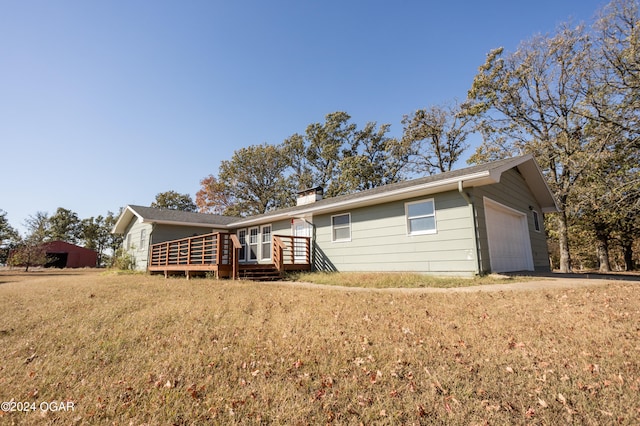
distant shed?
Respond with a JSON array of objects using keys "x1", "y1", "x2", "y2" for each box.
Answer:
[{"x1": 44, "y1": 241, "x2": 97, "y2": 268}]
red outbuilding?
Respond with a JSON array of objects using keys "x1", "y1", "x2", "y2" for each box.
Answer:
[{"x1": 44, "y1": 241, "x2": 98, "y2": 268}]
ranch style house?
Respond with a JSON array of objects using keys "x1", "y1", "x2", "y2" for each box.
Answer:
[{"x1": 112, "y1": 154, "x2": 558, "y2": 279}]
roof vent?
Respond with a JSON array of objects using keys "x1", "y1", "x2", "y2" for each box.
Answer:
[{"x1": 296, "y1": 187, "x2": 324, "y2": 206}]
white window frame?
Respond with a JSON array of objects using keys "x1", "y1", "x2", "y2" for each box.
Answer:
[
  {"x1": 405, "y1": 198, "x2": 437, "y2": 235},
  {"x1": 331, "y1": 213, "x2": 351, "y2": 242},
  {"x1": 237, "y1": 229, "x2": 247, "y2": 262},
  {"x1": 248, "y1": 227, "x2": 259, "y2": 261},
  {"x1": 260, "y1": 224, "x2": 272, "y2": 261}
]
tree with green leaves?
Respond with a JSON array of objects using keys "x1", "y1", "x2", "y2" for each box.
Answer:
[
  {"x1": 80, "y1": 215, "x2": 116, "y2": 267},
  {"x1": 299, "y1": 111, "x2": 410, "y2": 196},
  {"x1": 218, "y1": 143, "x2": 295, "y2": 216},
  {"x1": 401, "y1": 103, "x2": 472, "y2": 175},
  {"x1": 151, "y1": 191, "x2": 197, "y2": 212},
  {"x1": 0, "y1": 210, "x2": 19, "y2": 265},
  {"x1": 48, "y1": 207, "x2": 82, "y2": 244},
  {"x1": 0, "y1": 210, "x2": 18, "y2": 246}
]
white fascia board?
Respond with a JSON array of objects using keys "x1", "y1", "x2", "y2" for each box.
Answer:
[{"x1": 112, "y1": 206, "x2": 144, "y2": 234}]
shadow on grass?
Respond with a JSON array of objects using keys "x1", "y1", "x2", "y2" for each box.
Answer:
[{"x1": 506, "y1": 270, "x2": 640, "y2": 282}]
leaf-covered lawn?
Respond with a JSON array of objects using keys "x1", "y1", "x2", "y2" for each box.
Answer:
[{"x1": 0, "y1": 270, "x2": 638, "y2": 424}]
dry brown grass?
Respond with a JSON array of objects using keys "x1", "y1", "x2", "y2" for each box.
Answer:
[
  {"x1": 0, "y1": 269, "x2": 638, "y2": 425},
  {"x1": 289, "y1": 271, "x2": 528, "y2": 288}
]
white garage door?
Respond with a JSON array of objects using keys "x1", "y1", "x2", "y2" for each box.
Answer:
[{"x1": 484, "y1": 198, "x2": 534, "y2": 273}]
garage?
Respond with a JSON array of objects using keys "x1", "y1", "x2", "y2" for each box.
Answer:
[{"x1": 484, "y1": 198, "x2": 534, "y2": 273}]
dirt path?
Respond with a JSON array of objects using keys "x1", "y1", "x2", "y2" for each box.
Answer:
[{"x1": 267, "y1": 274, "x2": 639, "y2": 293}]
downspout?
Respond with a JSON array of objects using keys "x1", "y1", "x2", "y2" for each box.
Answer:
[{"x1": 458, "y1": 180, "x2": 482, "y2": 275}]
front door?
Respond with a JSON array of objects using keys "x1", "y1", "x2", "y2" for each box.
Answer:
[{"x1": 292, "y1": 219, "x2": 312, "y2": 262}]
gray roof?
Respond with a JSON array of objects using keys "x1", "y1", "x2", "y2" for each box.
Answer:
[
  {"x1": 232, "y1": 154, "x2": 558, "y2": 225},
  {"x1": 113, "y1": 155, "x2": 558, "y2": 234},
  {"x1": 128, "y1": 205, "x2": 238, "y2": 226}
]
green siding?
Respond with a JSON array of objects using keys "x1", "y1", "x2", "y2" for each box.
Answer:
[
  {"x1": 151, "y1": 225, "x2": 222, "y2": 245},
  {"x1": 312, "y1": 191, "x2": 478, "y2": 275},
  {"x1": 122, "y1": 218, "x2": 153, "y2": 271},
  {"x1": 473, "y1": 168, "x2": 551, "y2": 273}
]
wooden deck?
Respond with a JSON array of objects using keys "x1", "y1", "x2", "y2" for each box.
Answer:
[{"x1": 148, "y1": 232, "x2": 311, "y2": 280}]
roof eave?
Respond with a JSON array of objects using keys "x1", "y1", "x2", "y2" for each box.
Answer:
[{"x1": 230, "y1": 171, "x2": 495, "y2": 227}]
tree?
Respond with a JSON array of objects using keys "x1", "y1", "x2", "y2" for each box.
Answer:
[
  {"x1": 195, "y1": 175, "x2": 236, "y2": 215},
  {"x1": 80, "y1": 215, "x2": 113, "y2": 267},
  {"x1": 299, "y1": 111, "x2": 410, "y2": 196},
  {"x1": 196, "y1": 112, "x2": 411, "y2": 216},
  {"x1": 592, "y1": 0, "x2": 640, "y2": 137},
  {"x1": 151, "y1": 191, "x2": 197, "y2": 212},
  {"x1": 24, "y1": 211, "x2": 50, "y2": 243},
  {"x1": 337, "y1": 122, "x2": 410, "y2": 193},
  {"x1": 218, "y1": 143, "x2": 294, "y2": 216},
  {"x1": 10, "y1": 213, "x2": 51, "y2": 271},
  {"x1": 48, "y1": 207, "x2": 81, "y2": 244},
  {"x1": 305, "y1": 111, "x2": 358, "y2": 197},
  {"x1": 401, "y1": 103, "x2": 472, "y2": 175},
  {"x1": 0, "y1": 210, "x2": 19, "y2": 265},
  {"x1": 465, "y1": 23, "x2": 602, "y2": 273},
  {"x1": 0, "y1": 210, "x2": 18, "y2": 246}
]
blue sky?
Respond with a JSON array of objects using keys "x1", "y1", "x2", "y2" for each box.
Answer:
[{"x1": 1, "y1": 0, "x2": 606, "y2": 235}]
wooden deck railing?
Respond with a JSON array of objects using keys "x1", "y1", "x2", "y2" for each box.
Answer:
[
  {"x1": 149, "y1": 232, "x2": 232, "y2": 268},
  {"x1": 273, "y1": 235, "x2": 311, "y2": 272},
  {"x1": 149, "y1": 232, "x2": 311, "y2": 277}
]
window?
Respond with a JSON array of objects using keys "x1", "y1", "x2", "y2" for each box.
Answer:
[
  {"x1": 126, "y1": 234, "x2": 132, "y2": 250},
  {"x1": 237, "y1": 229, "x2": 247, "y2": 261},
  {"x1": 261, "y1": 225, "x2": 272, "y2": 260},
  {"x1": 140, "y1": 229, "x2": 147, "y2": 248},
  {"x1": 331, "y1": 213, "x2": 351, "y2": 242},
  {"x1": 532, "y1": 210, "x2": 541, "y2": 232},
  {"x1": 406, "y1": 199, "x2": 437, "y2": 235},
  {"x1": 249, "y1": 227, "x2": 259, "y2": 260}
]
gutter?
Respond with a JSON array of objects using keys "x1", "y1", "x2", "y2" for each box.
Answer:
[{"x1": 458, "y1": 180, "x2": 482, "y2": 275}]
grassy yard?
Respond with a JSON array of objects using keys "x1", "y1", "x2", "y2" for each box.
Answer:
[
  {"x1": 288, "y1": 271, "x2": 529, "y2": 288},
  {"x1": 0, "y1": 269, "x2": 638, "y2": 425}
]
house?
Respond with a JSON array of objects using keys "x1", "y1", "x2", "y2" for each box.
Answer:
[{"x1": 112, "y1": 154, "x2": 558, "y2": 278}]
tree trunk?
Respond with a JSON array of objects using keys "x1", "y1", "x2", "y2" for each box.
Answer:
[
  {"x1": 622, "y1": 241, "x2": 634, "y2": 271},
  {"x1": 557, "y1": 210, "x2": 572, "y2": 273},
  {"x1": 595, "y1": 223, "x2": 611, "y2": 272}
]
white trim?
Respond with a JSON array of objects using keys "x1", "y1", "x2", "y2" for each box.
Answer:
[
  {"x1": 331, "y1": 213, "x2": 351, "y2": 242},
  {"x1": 405, "y1": 198, "x2": 437, "y2": 235}
]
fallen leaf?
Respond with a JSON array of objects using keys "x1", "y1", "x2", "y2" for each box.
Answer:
[{"x1": 557, "y1": 393, "x2": 567, "y2": 404}]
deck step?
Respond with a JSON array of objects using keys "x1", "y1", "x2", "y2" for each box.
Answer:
[{"x1": 239, "y1": 264, "x2": 282, "y2": 281}]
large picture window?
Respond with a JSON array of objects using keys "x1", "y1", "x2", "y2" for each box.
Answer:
[
  {"x1": 331, "y1": 213, "x2": 351, "y2": 242},
  {"x1": 406, "y1": 199, "x2": 437, "y2": 235}
]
